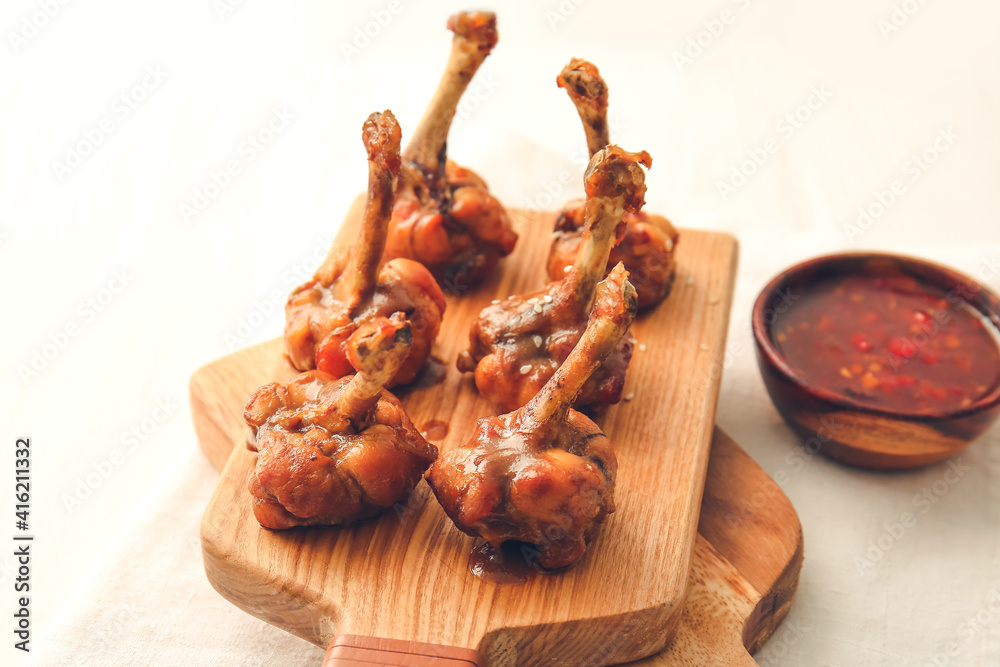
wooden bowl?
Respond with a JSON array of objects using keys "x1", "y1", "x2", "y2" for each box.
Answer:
[{"x1": 752, "y1": 252, "x2": 1000, "y2": 469}]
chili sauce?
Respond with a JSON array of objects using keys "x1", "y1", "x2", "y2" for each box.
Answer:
[{"x1": 771, "y1": 273, "x2": 1000, "y2": 414}]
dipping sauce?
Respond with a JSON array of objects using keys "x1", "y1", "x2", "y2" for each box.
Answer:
[
  {"x1": 771, "y1": 273, "x2": 1000, "y2": 414},
  {"x1": 419, "y1": 419, "x2": 449, "y2": 441},
  {"x1": 468, "y1": 540, "x2": 538, "y2": 585}
]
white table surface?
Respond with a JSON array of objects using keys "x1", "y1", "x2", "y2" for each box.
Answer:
[{"x1": 2, "y1": 0, "x2": 999, "y2": 665}]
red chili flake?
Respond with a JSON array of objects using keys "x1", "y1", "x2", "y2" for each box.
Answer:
[
  {"x1": 888, "y1": 337, "x2": 918, "y2": 358},
  {"x1": 951, "y1": 387, "x2": 964, "y2": 396},
  {"x1": 923, "y1": 386, "x2": 948, "y2": 400},
  {"x1": 913, "y1": 310, "x2": 931, "y2": 324},
  {"x1": 896, "y1": 375, "x2": 917, "y2": 387},
  {"x1": 922, "y1": 353, "x2": 937, "y2": 365},
  {"x1": 851, "y1": 333, "x2": 873, "y2": 352}
]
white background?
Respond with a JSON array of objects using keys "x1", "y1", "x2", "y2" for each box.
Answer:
[{"x1": 1, "y1": 0, "x2": 999, "y2": 665}]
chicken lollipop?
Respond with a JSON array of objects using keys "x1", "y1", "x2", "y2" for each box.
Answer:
[
  {"x1": 384, "y1": 11, "x2": 518, "y2": 289},
  {"x1": 285, "y1": 110, "x2": 446, "y2": 387},
  {"x1": 547, "y1": 58, "x2": 679, "y2": 309},
  {"x1": 427, "y1": 267, "x2": 637, "y2": 569},
  {"x1": 246, "y1": 315, "x2": 437, "y2": 529},
  {"x1": 457, "y1": 145, "x2": 649, "y2": 413}
]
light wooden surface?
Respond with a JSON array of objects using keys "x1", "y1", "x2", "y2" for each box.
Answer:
[
  {"x1": 197, "y1": 199, "x2": 740, "y2": 665},
  {"x1": 193, "y1": 375, "x2": 803, "y2": 666}
]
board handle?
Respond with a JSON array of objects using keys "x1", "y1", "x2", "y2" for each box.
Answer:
[{"x1": 324, "y1": 635, "x2": 486, "y2": 666}]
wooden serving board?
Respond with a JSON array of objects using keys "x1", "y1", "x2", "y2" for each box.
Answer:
[
  {"x1": 193, "y1": 368, "x2": 803, "y2": 666},
  {"x1": 198, "y1": 199, "x2": 743, "y2": 665}
]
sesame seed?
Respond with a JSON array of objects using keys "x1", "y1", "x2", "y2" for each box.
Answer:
[
  {"x1": 543, "y1": 295, "x2": 553, "y2": 303},
  {"x1": 534, "y1": 304, "x2": 543, "y2": 313},
  {"x1": 527, "y1": 297, "x2": 539, "y2": 304},
  {"x1": 533, "y1": 335, "x2": 543, "y2": 347},
  {"x1": 491, "y1": 299, "x2": 500, "y2": 305},
  {"x1": 709, "y1": 297, "x2": 720, "y2": 305},
  {"x1": 564, "y1": 265, "x2": 573, "y2": 273},
  {"x1": 638, "y1": 343, "x2": 647, "y2": 352},
  {"x1": 520, "y1": 364, "x2": 531, "y2": 374},
  {"x1": 624, "y1": 393, "x2": 635, "y2": 401},
  {"x1": 699, "y1": 343, "x2": 709, "y2": 351}
]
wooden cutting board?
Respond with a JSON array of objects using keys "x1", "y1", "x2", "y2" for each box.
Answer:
[
  {"x1": 193, "y1": 371, "x2": 802, "y2": 666},
  {"x1": 198, "y1": 198, "x2": 747, "y2": 665}
]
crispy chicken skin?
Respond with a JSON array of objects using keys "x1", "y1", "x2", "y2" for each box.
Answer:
[
  {"x1": 458, "y1": 145, "x2": 650, "y2": 412},
  {"x1": 427, "y1": 267, "x2": 637, "y2": 569},
  {"x1": 284, "y1": 110, "x2": 446, "y2": 387},
  {"x1": 384, "y1": 11, "x2": 518, "y2": 289},
  {"x1": 247, "y1": 316, "x2": 437, "y2": 529},
  {"x1": 549, "y1": 206, "x2": 679, "y2": 311},
  {"x1": 547, "y1": 58, "x2": 679, "y2": 310}
]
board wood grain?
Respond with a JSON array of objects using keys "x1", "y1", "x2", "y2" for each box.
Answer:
[
  {"x1": 198, "y1": 199, "x2": 739, "y2": 665},
  {"x1": 193, "y1": 368, "x2": 803, "y2": 666}
]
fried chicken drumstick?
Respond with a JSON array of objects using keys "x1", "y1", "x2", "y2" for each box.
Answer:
[
  {"x1": 247, "y1": 315, "x2": 438, "y2": 529},
  {"x1": 427, "y1": 268, "x2": 637, "y2": 569},
  {"x1": 285, "y1": 110, "x2": 446, "y2": 387},
  {"x1": 457, "y1": 145, "x2": 650, "y2": 412},
  {"x1": 385, "y1": 11, "x2": 518, "y2": 288},
  {"x1": 547, "y1": 58, "x2": 679, "y2": 310}
]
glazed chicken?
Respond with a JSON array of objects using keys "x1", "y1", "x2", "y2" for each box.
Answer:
[
  {"x1": 384, "y1": 11, "x2": 518, "y2": 288},
  {"x1": 246, "y1": 315, "x2": 437, "y2": 529},
  {"x1": 547, "y1": 58, "x2": 679, "y2": 310},
  {"x1": 457, "y1": 145, "x2": 650, "y2": 413},
  {"x1": 285, "y1": 110, "x2": 446, "y2": 387},
  {"x1": 427, "y1": 267, "x2": 637, "y2": 569}
]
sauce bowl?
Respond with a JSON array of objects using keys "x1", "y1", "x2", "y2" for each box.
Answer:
[{"x1": 752, "y1": 252, "x2": 1000, "y2": 469}]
